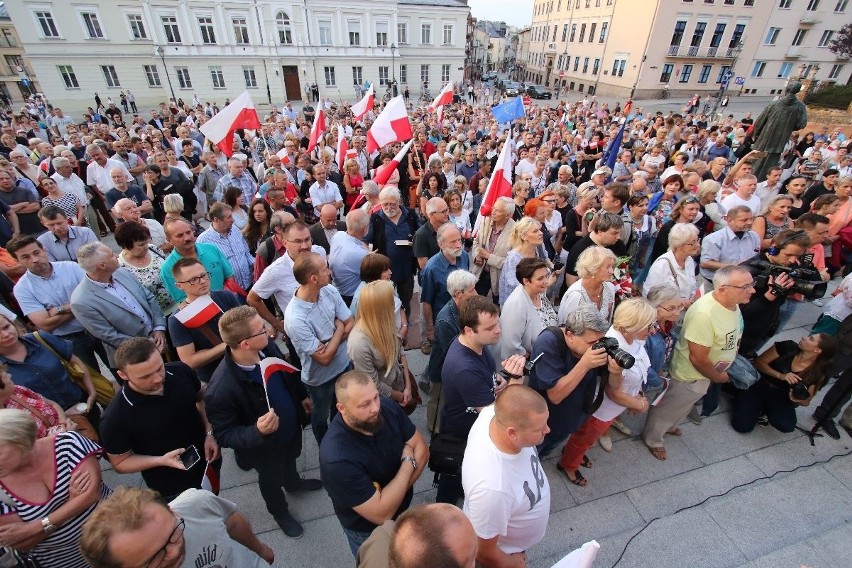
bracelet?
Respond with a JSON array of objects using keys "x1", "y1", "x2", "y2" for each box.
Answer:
[{"x1": 41, "y1": 517, "x2": 57, "y2": 535}]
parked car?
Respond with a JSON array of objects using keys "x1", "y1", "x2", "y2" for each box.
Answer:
[
  {"x1": 504, "y1": 81, "x2": 521, "y2": 97},
  {"x1": 526, "y1": 85, "x2": 552, "y2": 99},
  {"x1": 482, "y1": 71, "x2": 497, "y2": 81}
]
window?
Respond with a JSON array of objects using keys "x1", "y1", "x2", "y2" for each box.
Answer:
[
  {"x1": 765, "y1": 27, "x2": 780, "y2": 45},
  {"x1": 744, "y1": 0, "x2": 754, "y2": 4},
  {"x1": 671, "y1": 20, "x2": 687, "y2": 46},
  {"x1": 778, "y1": 62, "x2": 793, "y2": 78},
  {"x1": 276, "y1": 12, "x2": 293, "y2": 44},
  {"x1": 378, "y1": 66, "x2": 389, "y2": 85},
  {"x1": 58, "y1": 65, "x2": 79, "y2": 88},
  {"x1": 751, "y1": 61, "x2": 766, "y2": 77},
  {"x1": 233, "y1": 18, "x2": 249, "y2": 44},
  {"x1": 592, "y1": 58, "x2": 600, "y2": 74},
  {"x1": 611, "y1": 58, "x2": 626, "y2": 77},
  {"x1": 573, "y1": 56, "x2": 580, "y2": 71},
  {"x1": 400, "y1": 64, "x2": 407, "y2": 83},
  {"x1": 818, "y1": 30, "x2": 834, "y2": 47},
  {"x1": 729, "y1": 23, "x2": 745, "y2": 47},
  {"x1": 324, "y1": 66, "x2": 336, "y2": 86},
  {"x1": 143, "y1": 65, "x2": 161, "y2": 87},
  {"x1": 128, "y1": 14, "x2": 147, "y2": 39},
  {"x1": 792, "y1": 29, "x2": 807, "y2": 46},
  {"x1": 319, "y1": 20, "x2": 332, "y2": 46},
  {"x1": 198, "y1": 17, "x2": 216, "y2": 44},
  {"x1": 679, "y1": 64, "x2": 693, "y2": 82},
  {"x1": 81, "y1": 12, "x2": 104, "y2": 39},
  {"x1": 660, "y1": 64, "x2": 674, "y2": 83},
  {"x1": 376, "y1": 22, "x2": 388, "y2": 46},
  {"x1": 807, "y1": 0, "x2": 821, "y2": 9},
  {"x1": 398, "y1": 22, "x2": 408, "y2": 45},
  {"x1": 570, "y1": 23, "x2": 577, "y2": 41},
  {"x1": 176, "y1": 67, "x2": 192, "y2": 88},
  {"x1": 579, "y1": 23, "x2": 586, "y2": 42},
  {"x1": 352, "y1": 66, "x2": 363, "y2": 85},
  {"x1": 162, "y1": 16, "x2": 181, "y2": 43},
  {"x1": 710, "y1": 23, "x2": 726, "y2": 47},
  {"x1": 835, "y1": 0, "x2": 849, "y2": 11},
  {"x1": 101, "y1": 65, "x2": 120, "y2": 87},
  {"x1": 716, "y1": 65, "x2": 731, "y2": 83},
  {"x1": 0, "y1": 30, "x2": 16, "y2": 48},
  {"x1": 420, "y1": 64, "x2": 429, "y2": 84},
  {"x1": 828, "y1": 64, "x2": 843, "y2": 78},
  {"x1": 243, "y1": 67, "x2": 257, "y2": 88},
  {"x1": 443, "y1": 24, "x2": 453, "y2": 45},
  {"x1": 210, "y1": 67, "x2": 225, "y2": 89},
  {"x1": 588, "y1": 23, "x2": 596, "y2": 43},
  {"x1": 562, "y1": 24, "x2": 569, "y2": 42},
  {"x1": 35, "y1": 11, "x2": 60, "y2": 38},
  {"x1": 442, "y1": 64, "x2": 450, "y2": 83},
  {"x1": 348, "y1": 20, "x2": 360, "y2": 46},
  {"x1": 691, "y1": 22, "x2": 707, "y2": 47},
  {"x1": 779, "y1": 0, "x2": 793, "y2": 7},
  {"x1": 600, "y1": 22, "x2": 608, "y2": 42},
  {"x1": 698, "y1": 64, "x2": 712, "y2": 83},
  {"x1": 421, "y1": 23, "x2": 432, "y2": 44},
  {"x1": 582, "y1": 57, "x2": 589, "y2": 73},
  {"x1": 725, "y1": 0, "x2": 734, "y2": 3}
]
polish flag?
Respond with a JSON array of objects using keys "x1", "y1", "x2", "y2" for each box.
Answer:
[
  {"x1": 429, "y1": 81, "x2": 454, "y2": 111},
  {"x1": 260, "y1": 357, "x2": 301, "y2": 382},
  {"x1": 351, "y1": 84, "x2": 375, "y2": 121},
  {"x1": 307, "y1": 107, "x2": 327, "y2": 153},
  {"x1": 473, "y1": 132, "x2": 515, "y2": 235},
  {"x1": 373, "y1": 139, "x2": 413, "y2": 186},
  {"x1": 276, "y1": 148, "x2": 292, "y2": 167},
  {"x1": 366, "y1": 96, "x2": 412, "y2": 154},
  {"x1": 200, "y1": 462, "x2": 220, "y2": 494},
  {"x1": 174, "y1": 295, "x2": 222, "y2": 329},
  {"x1": 337, "y1": 127, "x2": 349, "y2": 173},
  {"x1": 199, "y1": 92, "x2": 261, "y2": 157},
  {"x1": 435, "y1": 105, "x2": 444, "y2": 124}
]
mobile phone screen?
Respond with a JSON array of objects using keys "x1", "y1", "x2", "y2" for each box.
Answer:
[{"x1": 180, "y1": 445, "x2": 201, "y2": 470}]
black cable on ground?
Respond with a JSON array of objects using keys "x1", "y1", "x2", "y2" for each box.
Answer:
[{"x1": 610, "y1": 446, "x2": 852, "y2": 568}]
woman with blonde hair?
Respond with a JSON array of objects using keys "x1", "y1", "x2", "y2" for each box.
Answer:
[
  {"x1": 558, "y1": 245, "x2": 617, "y2": 325},
  {"x1": 162, "y1": 192, "x2": 186, "y2": 224},
  {"x1": 512, "y1": 180, "x2": 531, "y2": 221},
  {"x1": 342, "y1": 158, "x2": 363, "y2": 212},
  {"x1": 753, "y1": 195, "x2": 793, "y2": 250},
  {"x1": 498, "y1": 217, "x2": 547, "y2": 304},
  {"x1": 347, "y1": 280, "x2": 417, "y2": 413},
  {"x1": 696, "y1": 179, "x2": 723, "y2": 233}
]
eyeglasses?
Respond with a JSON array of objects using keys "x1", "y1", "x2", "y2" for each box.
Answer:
[
  {"x1": 433, "y1": 209, "x2": 449, "y2": 215},
  {"x1": 724, "y1": 281, "x2": 756, "y2": 290},
  {"x1": 660, "y1": 304, "x2": 683, "y2": 313},
  {"x1": 176, "y1": 272, "x2": 210, "y2": 285},
  {"x1": 238, "y1": 328, "x2": 268, "y2": 343},
  {"x1": 286, "y1": 237, "x2": 312, "y2": 245},
  {"x1": 143, "y1": 517, "x2": 185, "y2": 568}
]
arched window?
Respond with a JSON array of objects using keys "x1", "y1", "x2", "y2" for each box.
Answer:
[{"x1": 276, "y1": 12, "x2": 292, "y2": 45}]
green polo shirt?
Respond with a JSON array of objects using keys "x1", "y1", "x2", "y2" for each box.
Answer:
[{"x1": 160, "y1": 243, "x2": 234, "y2": 302}]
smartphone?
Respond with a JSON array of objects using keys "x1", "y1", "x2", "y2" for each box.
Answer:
[{"x1": 180, "y1": 445, "x2": 201, "y2": 470}]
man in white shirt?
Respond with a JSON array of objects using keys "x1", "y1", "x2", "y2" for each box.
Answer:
[
  {"x1": 755, "y1": 166, "x2": 783, "y2": 212},
  {"x1": 463, "y1": 384, "x2": 551, "y2": 568},
  {"x1": 85, "y1": 143, "x2": 132, "y2": 196},
  {"x1": 113, "y1": 198, "x2": 169, "y2": 250},
  {"x1": 308, "y1": 164, "x2": 343, "y2": 217},
  {"x1": 720, "y1": 174, "x2": 761, "y2": 215}
]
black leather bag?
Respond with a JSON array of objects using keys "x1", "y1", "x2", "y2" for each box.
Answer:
[{"x1": 428, "y1": 433, "x2": 466, "y2": 475}]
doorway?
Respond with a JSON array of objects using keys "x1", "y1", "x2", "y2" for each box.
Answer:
[{"x1": 282, "y1": 66, "x2": 301, "y2": 101}]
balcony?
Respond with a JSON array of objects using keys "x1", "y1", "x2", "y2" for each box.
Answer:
[
  {"x1": 785, "y1": 47, "x2": 803, "y2": 59},
  {"x1": 799, "y1": 15, "x2": 819, "y2": 25},
  {"x1": 666, "y1": 45, "x2": 738, "y2": 59}
]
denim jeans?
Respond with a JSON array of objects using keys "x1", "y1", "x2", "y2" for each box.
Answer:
[
  {"x1": 342, "y1": 525, "x2": 372, "y2": 556},
  {"x1": 306, "y1": 375, "x2": 343, "y2": 446}
]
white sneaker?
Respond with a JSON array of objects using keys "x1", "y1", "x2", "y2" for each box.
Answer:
[{"x1": 598, "y1": 434, "x2": 613, "y2": 452}]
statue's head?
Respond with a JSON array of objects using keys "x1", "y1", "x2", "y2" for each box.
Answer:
[{"x1": 786, "y1": 81, "x2": 802, "y2": 95}]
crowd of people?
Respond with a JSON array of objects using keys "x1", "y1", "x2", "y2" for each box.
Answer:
[{"x1": 0, "y1": 81, "x2": 850, "y2": 568}]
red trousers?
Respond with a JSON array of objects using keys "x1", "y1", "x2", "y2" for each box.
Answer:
[{"x1": 558, "y1": 415, "x2": 614, "y2": 471}]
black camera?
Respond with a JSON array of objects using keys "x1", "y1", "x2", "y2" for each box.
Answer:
[
  {"x1": 752, "y1": 259, "x2": 827, "y2": 301},
  {"x1": 552, "y1": 258, "x2": 565, "y2": 272},
  {"x1": 498, "y1": 352, "x2": 545, "y2": 382},
  {"x1": 790, "y1": 382, "x2": 810, "y2": 401},
  {"x1": 591, "y1": 337, "x2": 635, "y2": 369}
]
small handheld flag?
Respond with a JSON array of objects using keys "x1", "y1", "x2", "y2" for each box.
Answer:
[
  {"x1": 259, "y1": 357, "x2": 301, "y2": 410},
  {"x1": 175, "y1": 295, "x2": 222, "y2": 329}
]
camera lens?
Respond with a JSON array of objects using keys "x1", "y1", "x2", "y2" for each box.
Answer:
[{"x1": 790, "y1": 382, "x2": 810, "y2": 401}]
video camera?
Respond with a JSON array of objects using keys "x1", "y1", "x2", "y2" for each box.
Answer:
[{"x1": 751, "y1": 256, "x2": 827, "y2": 301}]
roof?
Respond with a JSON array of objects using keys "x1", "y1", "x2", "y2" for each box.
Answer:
[
  {"x1": 0, "y1": 3, "x2": 9, "y2": 20},
  {"x1": 399, "y1": 0, "x2": 468, "y2": 7}
]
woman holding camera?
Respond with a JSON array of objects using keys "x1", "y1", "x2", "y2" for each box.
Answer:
[
  {"x1": 731, "y1": 334, "x2": 837, "y2": 433},
  {"x1": 557, "y1": 298, "x2": 654, "y2": 486}
]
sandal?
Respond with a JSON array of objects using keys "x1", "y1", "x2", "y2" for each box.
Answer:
[
  {"x1": 666, "y1": 428, "x2": 683, "y2": 436},
  {"x1": 580, "y1": 454, "x2": 592, "y2": 468},
  {"x1": 557, "y1": 464, "x2": 587, "y2": 486},
  {"x1": 647, "y1": 446, "x2": 667, "y2": 461}
]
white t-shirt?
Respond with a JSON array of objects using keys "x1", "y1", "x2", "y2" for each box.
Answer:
[
  {"x1": 514, "y1": 159, "x2": 537, "y2": 177},
  {"x1": 462, "y1": 405, "x2": 551, "y2": 555},
  {"x1": 251, "y1": 245, "x2": 326, "y2": 314},
  {"x1": 720, "y1": 192, "x2": 761, "y2": 215},
  {"x1": 643, "y1": 251, "x2": 697, "y2": 302},
  {"x1": 594, "y1": 329, "x2": 650, "y2": 422}
]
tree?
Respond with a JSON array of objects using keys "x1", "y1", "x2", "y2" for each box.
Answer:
[{"x1": 829, "y1": 23, "x2": 852, "y2": 59}]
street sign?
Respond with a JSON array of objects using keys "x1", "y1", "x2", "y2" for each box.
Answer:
[
  {"x1": 734, "y1": 76, "x2": 745, "y2": 85},
  {"x1": 559, "y1": 71, "x2": 564, "y2": 78},
  {"x1": 722, "y1": 70, "x2": 733, "y2": 82},
  {"x1": 720, "y1": 80, "x2": 729, "y2": 90}
]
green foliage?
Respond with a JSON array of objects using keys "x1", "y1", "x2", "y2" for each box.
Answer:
[
  {"x1": 828, "y1": 23, "x2": 852, "y2": 59},
  {"x1": 806, "y1": 84, "x2": 852, "y2": 110}
]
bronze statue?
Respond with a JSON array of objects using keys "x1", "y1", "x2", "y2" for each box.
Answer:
[{"x1": 751, "y1": 81, "x2": 808, "y2": 180}]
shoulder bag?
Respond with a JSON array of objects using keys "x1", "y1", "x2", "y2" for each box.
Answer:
[{"x1": 33, "y1": 332, "x2": 115, "y2": 407}]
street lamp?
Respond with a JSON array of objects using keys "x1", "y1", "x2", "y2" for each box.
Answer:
[
  {"x1": 391, "y1": 44, "x2": 397, "y2": 84},
  {"x1": 711, "y1": 39, "x2": 743, "y2": 119},
  {"x1": 155, "y1": 45, "x2": 177, "y2": 103}
]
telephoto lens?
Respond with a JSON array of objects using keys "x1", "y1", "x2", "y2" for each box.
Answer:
[
  {"x1": 591, "y1": 337, "x2": 635, "y2": 369},
  {"x1": 790, "y1": 382, "x2": 810, "y2": 401}
]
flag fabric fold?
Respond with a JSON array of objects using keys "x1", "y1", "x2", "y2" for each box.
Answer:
[
  {"x1": 307, "y1": 108, "x2": 327, "y2": 153},
  {"x1": 373, "y1": 140, "x2": 413, "y2": 186},
  {"x1": 351, "y1": 84, "x2": 375, "y2": 121},
  {"x1": 429, "y1": 81, "x2": 454, "y2": 110},
  {"x1": 199, "y1": 92, "x2": 261, "y2": 157},
  {"x1": 260, "y1": 357, "x2": 301, "y2": 381},
  {"x1": 490, "y1": 97, "x2": 526, "y2": 124},
  {"x1": 200, "y1": 461, "x2": 220, "y2": 494},
  {"x1": 366, "y1": 96, "x2": 413, "y2": 154},
  {"x1": 603, "y1": 113, "x2": 632, "y2": 182},
  {"x1": 174, "y1": 295, "x2": 222, "y2": 329},
  {"x1": 473, "y1": 130, "x2": 515, "y2": 234},
  {"x1": 337, "y1": 127, "x2": 349, "y2": 173}
]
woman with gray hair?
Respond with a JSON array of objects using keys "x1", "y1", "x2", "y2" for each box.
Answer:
[
  {"x1": 0, "y1": 408, "x2": 110, "y2": 568},
  {"x1": 557, "y1": 246, "x2": 617, "y2": 325},
  {"x1": 642, "y1": 223, "x2": 700, "y2": 305},
  {"x1": 643, "y1": 285, "x2": 685, "y2": 392}
]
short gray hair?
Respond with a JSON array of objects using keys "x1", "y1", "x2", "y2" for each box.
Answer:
[
  {"x1": 426, "y1": 197, "x2": 448, "y2": 215},
  {"x1": 668, "y1": 222, "x2": 699, "y2": 250},
  {"x1": 436, "y1": 222, "x2": 460, "y2": 245},
  {"x1": 447, "y1": 270, "x2": 478, "y2": 296},
  {"x1": 575, "y1": 246, "x2": 617, "y2": 279},
  {"x1": 0, "y1": 409, "x2": 37, "y2": 452},
  {"x1": 76, "y1": 242, "x2": 113, "y2": 273},
  {"x1": 361, "y1": 180, "x2": 380, "y2": 196},
  {"x1": 563, "y1": 307, "x2": 610, "y2": 335},
  {"x1": 346, "y1": 208, "x2": 369, "y2": 234},
  {"x1": 494, "y1": 196, "x2": 514, "y2": 213},
  {"x1": 645, "y1": 285, "x2": 682, "y2": 307},
  {"x1": 51, "y1": 156, "x2": 70, "y2": 170},
  {"x1": 379, "y1": 187, "x2": 401, "y2": 202},
  {"x1": 713, "y1": 264, "x2": 751, "y2": 288}
]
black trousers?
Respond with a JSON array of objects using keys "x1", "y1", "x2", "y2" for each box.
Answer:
[
  {"x1": 813, "y1": 368, "x2": 852, "y2": 422},
  {"x1": 731, "y1": 379, "x2": 797, "y2": 434},
  {"x1": 395, "y1": 277, "x2": 414, "y2": 317},
  {"x1": 251, "y1": 442, "x2": 302, "y2": 519}
]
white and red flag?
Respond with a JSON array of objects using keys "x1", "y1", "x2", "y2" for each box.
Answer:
[
  {"x1": 259, "y1": 357, "x2": 301, "y2": 410},
  {"x1": 307, "y1": 107, "x2": 327, "y2": 153},
  {"x1": 199, "y1": 92, "x2": 261, "y2": 157},
  {"x1": 373, "y1": 140, "x2": 413, "y2": 186},
  {"x1": 351, "y1": 84, "x2": 375, "y2": 121},
  {"x1": 174, "y1": 295, "x2": 222, "y2": 329},
  {"x1": 336, "y1": 126, "x2": 349, "y2": 173},
  {"x1": 366, "y1": 96, "x2": 412, "y2": 154},
  {"x1": 200, "y1": 462, "x2": 220, "y2": 494},
  {"x1": 473, "y1": 131, "x2": 515, "y2": 235},
  {"x1": 429, "y1": 81, "x2": 454, "y2": 111}
]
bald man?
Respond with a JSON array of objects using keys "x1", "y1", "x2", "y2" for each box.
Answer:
[
  {"x1": 463, "y1": 385, "x2": 551, "y2": 568},
  {"x1": 309, "y1": 203, "x2": 346, "y2": 254}
]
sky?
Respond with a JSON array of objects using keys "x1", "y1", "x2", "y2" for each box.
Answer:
[{"x1": 467, "y1": 0, "x2": 534, "y2": 28}]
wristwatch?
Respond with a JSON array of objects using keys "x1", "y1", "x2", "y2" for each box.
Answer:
[
  {"x1": 401, "y1": 456, "x2": 417, "y2": 471},
  {"x1": 56, "y1": 305, "x2": 65, "y2": 315},
  {"x1": 41, "y1": 517, "x2": 57, "y2": 535},
  {"x1": 205, "y1": 430, "x2": 214, "y2": 437}
]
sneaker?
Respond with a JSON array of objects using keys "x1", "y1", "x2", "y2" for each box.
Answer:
[
  {"x1": 611, "y1": 418, "x2": 632, "y2": 436},
  {"x1": 284, "y1": 477, "x2": 323, "y2": 493},
  {"x1": 756, "y1": 415, "x2": 769, "y2": 427},
  {"x1": 420, "y1": 340, "x2": 432, "y2": 355},
  {"x1": 687, "y1": 407, "x2": 703, "y2": 425},
  {"x1": 275, "y1": 511, "x2": 304, "y2": 538},
  {"x1": 812, "y1": 298, "x2": 823, "y2": 307},
  {"x1": 418, "y1": 380, "x2": 432, "y2": 395},
  {"x1": 821, "y1": 419, "x2": 841, "y2": 440},
  {"x1": 598, "y1": 434, "x2": 613, "y2": 452}
]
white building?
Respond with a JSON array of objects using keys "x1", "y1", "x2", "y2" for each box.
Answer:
[{"x1": 4, "y1": 0, "x2": 469, "y2": 109}]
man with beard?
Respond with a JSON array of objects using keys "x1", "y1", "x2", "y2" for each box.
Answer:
[
  {"x1": 320, "y1": 370, "x2": 429, "y2": 556},
  {"x1": 420, "y1": 224, "x2": 470, "y2": 354}
]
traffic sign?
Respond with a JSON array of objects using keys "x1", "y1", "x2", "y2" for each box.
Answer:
[
  {"x1": 559, "y1": 71, "x2": 564, "y2": 78},
  {"x1": 722, "y1": 70, "x2": 733, "y2": 81},
  {"x1": 734, "y1": 76, "x2": 745, "y2": 85}
]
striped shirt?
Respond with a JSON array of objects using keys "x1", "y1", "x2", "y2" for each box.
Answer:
[
  {"x1": 0, "y1": 432, "x2": 111, "y2": 568},
  {"x1": 196, "y1": 226, "x2": 254, "y2": 290}
]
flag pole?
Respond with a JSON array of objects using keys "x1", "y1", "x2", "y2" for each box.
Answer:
[{"x1": 262, "y1": 381, "x2": 272, "y2": 410}]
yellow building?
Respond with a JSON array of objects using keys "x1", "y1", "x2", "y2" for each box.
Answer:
[{"x1": 0, "y1": 2, "x2": 40, "y2": 105}]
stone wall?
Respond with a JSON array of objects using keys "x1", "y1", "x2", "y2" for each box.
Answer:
[{"x1": 801, "y1": 105, "x2": 852, "y2": 138}]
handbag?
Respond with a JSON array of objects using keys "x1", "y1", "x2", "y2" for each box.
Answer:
[
  {"x1": 0, "y1": 491, "x2": 41, "y2": 568},
  {"x1": 427, "y1": 374, "x2": 466, "y2": 476},
  {"x1": 32, "y1": 332, "x2": 115, "y2": 407}
]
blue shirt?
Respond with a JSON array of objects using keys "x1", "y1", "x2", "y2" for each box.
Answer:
[
  {"x1": 36, "y1": 226, "x2": 98, "y2": 262},
  {"x1": 440, "y1": 338, "x2": 497, "y2": 436},
  {"x1": 363, "y1": 208, "x2": 419, "y2": 283},
  {"x1": 699, "y1": 227, "x2": 761, "y2": 280},
  {"x1": 13, "y1": 262, "x2": 86, "y2": 336},
  {"x1": 329, "y1": 232, "x2": 368, "y2": 296},
  {"x1": 420, "y1": 251, "x2": 470, "y2": 317},
  {"x1": 161, "y1": 243, "x2": 235, "y2": 302},
  {"x1": 196, "y1": 226, "x2": 254, "y2": 290},
  {"x1": 1, "y1": 333, "x2": 84, "y2": 409},
  {"x1": 104, "y1": 184, "x2": 150, "y2": 211}
]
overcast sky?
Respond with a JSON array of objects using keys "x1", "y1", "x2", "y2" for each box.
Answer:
[{"x1": 467, "y1": 0, "x2": 534, "y2": 28}]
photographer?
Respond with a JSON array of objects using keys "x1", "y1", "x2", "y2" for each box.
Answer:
[
  {"x1": 528, "y1": 307, "x2": 611, "y2": 458},
  {"x1": 732, "y1": 334, "x2": 837, "y2": 434}
]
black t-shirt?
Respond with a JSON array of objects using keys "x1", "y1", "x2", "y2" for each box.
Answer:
[
  {"x1": 440, "y1": 338, "x2": 498, "y2": 437},
  {"x1": 564, "y1": 235, "x2": 626, "y2": 277},
  {"x1": 319, "y1": 397, "x2": 416, "y2": 533},
  {"x1": 99, "y1": 362, "x2": 207, "y2": 498},
  {"x1": 760, "y1": 341, "x2": 799, "y2": 386}
]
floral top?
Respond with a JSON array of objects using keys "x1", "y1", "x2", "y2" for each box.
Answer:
[
  {"x1": 118, "y1": 247, "x2": 176, "y2": 315},
  {"x1": 2, "y1": 384, "x2": 62, "y2": 438},
  {"x1": 652, "y1": 198, "x2": 675, "y2": 227}
]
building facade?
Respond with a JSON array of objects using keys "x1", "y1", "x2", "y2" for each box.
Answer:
[
  {"x1": 522, "y1": 0, "x2": 849, "y2": 100},
  {"x1": 0, "y1": 2, "x2": 41, "y2": 105},
  {"x1": 4, "y1": 0, "x2": 469, "y2": 110}
]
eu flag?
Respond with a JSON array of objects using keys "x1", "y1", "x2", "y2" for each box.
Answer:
[{"x1": 491, "y1": 97, "x2": 526, "y2": 124}]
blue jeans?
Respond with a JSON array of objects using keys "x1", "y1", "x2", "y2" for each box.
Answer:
[
  {"x1": 342, "y1": 525, "x2": 372, "y2": 556},
  {"x1": 306, "y1": 378, "x2": 339, "y2": 446}
]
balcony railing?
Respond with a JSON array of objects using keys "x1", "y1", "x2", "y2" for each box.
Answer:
[
  {"x1": 785, "y1": 47, "x2": 803, "y2": 59},
  {"x1": 799, "y1": 15, "x2": 819, "y2": 25},
  {"x1": 667, "y1": 45, "x2": 737, "y2": 59}
]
